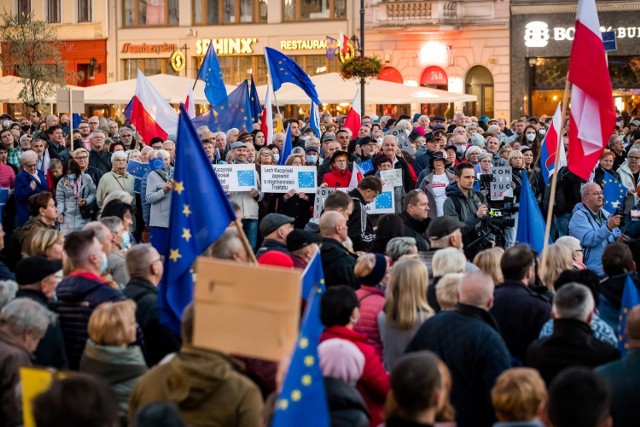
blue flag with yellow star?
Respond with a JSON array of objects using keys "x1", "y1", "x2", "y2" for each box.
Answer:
[
  {"x1": 265, "y1": 47, "x2": 321, "y2": 106},
  {"x1": 197, "y1": 40, "x2": 227, "y2": 106},
  {"x1": 192, "y1": 80, "x2": 253, "y2": 132},
  {"x1": 603, "y1": 171, "x2": 626, "y2": 214},
  {"x1": 279, "y1": 124, "x2": 292, "y2": 166},
  {"x1": 158, "y1": 104, "x2": 236, "y2": 334},
  {"x1": 249, "y1": 74, "x2": 261, "y2": 124},
  {"x1": 309, "y1": 101, "x2": 321, "y2": 137},
  {"x1": 516, "y1": 170, "x2": 548, "y2": 254},
  {"x1": 617, "y1": 274, "x2": 640, "y2": 356},
  {"x1": 272, "y1": 251, "x2": 329, "y2": 427}
]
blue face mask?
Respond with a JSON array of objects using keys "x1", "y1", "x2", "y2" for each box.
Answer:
[
  {"x1": 306, "y1": 155, "x2": 317, "y2": 164},
  {"x1": 273, "y1": 153, "x2": 280, "y2": 162},
  {"x1": 100, "y1": 252, "x2": 108, "y2": 273},
  {"x1": 67, "y1": 173, "x2": 76, "y2": 180},
  {"x1": 120, "y1": 231, "x2": 130, "y2": 249}
]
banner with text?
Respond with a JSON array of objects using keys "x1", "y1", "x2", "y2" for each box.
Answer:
[
  {"x1": 365, "y1": 186, "x2": 395, "y2": 214},
  {"x1": 380, "y1": 169, "x2": 403, "y2": 188},
  {"x1": 490, "y1": 166, "x2": 513, "y2": 201},
  {"x1": 313, "y1": 187, "x2": 336, "y2": 219},
  {"x1": 213, "y1": 164, "x2": 257, "y2": 192},
  {"x1": 261, "y1": 165, "x2": 317, "y2": 193}
]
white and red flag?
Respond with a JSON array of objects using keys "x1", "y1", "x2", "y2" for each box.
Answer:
[
  {"x1": 185, "y1": 84, "x2": 196, "y2": 119},
  {"x1": 539, "y1": 102, "x2": 567, "y2": 184},
  {"x1": 339, "y1": 32, "x2": 350, "y2": 54},
  {"x1": 260, "y1": 85, "x2": 274, "y2": 145},
  {"x1": 567, "y1": 0, "x2": 616, "y2": 180},
  {"x1": 348, "y1": 161, "x2": 364, "y2": 191},
  {"x1": 343, "y1": 89, "x2": 361, "y2": 140},
  {"x1": 131, "y1": 70, "x2": 178, "y2": 143}
]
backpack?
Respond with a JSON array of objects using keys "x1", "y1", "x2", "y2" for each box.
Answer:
[{"x1": 543, "y1": 166, "x2": 570, "y2": 215}]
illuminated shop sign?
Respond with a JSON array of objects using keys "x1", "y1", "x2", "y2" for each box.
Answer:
[
  {"x1": 121, "y1": 43, "x2": 177, "y2": 54},
  {"x1": 196, "y1": 38, "x2": 257, "y2": 55},
  {"x1": 524, "y1": 21, "x2": 640, "y2": 47},
  {"x1": 280, "y1": 39, "x2": 327, "y2": 50}
]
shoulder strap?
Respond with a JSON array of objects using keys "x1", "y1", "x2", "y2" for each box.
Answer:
[
  {"x1": 451, "y1": 194, "x2": 463, "y2": 218},
  {"x1": 358, "y1": 290, "x2": 377, "y2": 304}
]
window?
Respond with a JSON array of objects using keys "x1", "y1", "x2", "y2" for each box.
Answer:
[
  {"x1": 78, "y1": 0, "x2": 91, "y2": 22},
  {"x1": 123, "y1": 58, "x2": 179, "y2": 80},
  {"x1": 283, "y1": 0, "x2": 346, "y2": 21},
  {"x1": 18, "y1": 0, "x2": 31, "y2": 16},
  {"x1": 48, "y1": 0, "x2": 61, "y2": 23},
  {"x1": 193, "y1": 0, "x2": 267, "y2": 25},
  {"x1": 123, "y1": 0, "x2": 179, "y2": 27},
  {"x1": 465, "y1": 65, "x2": 494, "y2": 118}
]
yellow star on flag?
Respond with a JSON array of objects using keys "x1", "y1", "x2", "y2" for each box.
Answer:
[
  {"x1": 183, "y1": 205, "x2": 191, "y2": 217},
  {"x1": 169, "y1": 249, "x2": 182, "y2": 262},
  {"x1": 301, "y1": 375, "x2": 312, "y2": 386},
  {"x1": 174, "y1": 181, "x2": 184, "y2": 194},
  {"x1": 291, "y1": 390, "x2": 302, "y2": 401},
  {"x1": 299, "y1": 337, "x2": 309, "y2": 349},
  {"x1": 303, "y1": 355, "x2": 314, "y2": 367},
  {"x1": 277, "y1": 399, "x2": 289, "y2": 410},
  {"x1": 182, "y1": 228, "x2": 192, "y2": 242}
]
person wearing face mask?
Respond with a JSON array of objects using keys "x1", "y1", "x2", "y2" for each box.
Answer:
[
  {"x1": 100, "y1": 216, "x2": 130, "y2": 287},
  {"x1": 56, "y1": 159, "x2": 97, "y2": 234},
  {"x1": 55, "y1": 229, "x2": 135, "y2": 370},
  {"x1": 521, "y1": 125, "x2": 541, "y2": 161},
  {"x1": 305, "y1": 145, "x2": 319, "y2": 166},
  {"x1": 15, "y1": 255, "x2": 67, "y2": 369}
]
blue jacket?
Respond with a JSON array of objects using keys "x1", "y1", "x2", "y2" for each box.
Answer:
[
  {"x1": 14, "y1": 169, "x2": 48, "y2": 227},
  {"x1": 569, "y1": 202, "x2": 620, "y2": 276}
]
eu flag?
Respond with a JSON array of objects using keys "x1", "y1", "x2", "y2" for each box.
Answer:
[
  {"x1": 196, "y1": 40, "x2": 227, "y2": 106},
  {"x1": 516, "y1": 170, "x2": 548, "y2": 253},
  {"x1": 158, "y1": 104, "x2": 236, "y2": 334},
  {"x1": 123, "y1": 97, "x2": 134, "y2": 120},
  {"x1": 617, "y1": 274, "x2": 640, "y2": 356},
  {"x1": 301, "y1": 249, "x2": 323, "y2": 300},
  {"x1": 249, "y1": 74, "x2": 261, "y2": 124},
  {"x1": 309, "y1": 101, "x2": 321, "y2": 137},
  {"x1": 265, "y1": 47, "x2": 321, "y2": 106},
  {"x1": 603, "y1": 171, "x2": 626, "y2": 213},
  {"x1": 192, "y1": 80, "x2": 253, "y2": 133},
  {"x1": 272, "y1": 252, "x2": 329, "y2": 427},
  {"x1": 279, "y1": 124, "x2": 292, "y2": 166}
]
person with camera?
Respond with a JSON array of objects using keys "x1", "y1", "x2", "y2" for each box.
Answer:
[{"x1": 443, "y1": 162, "x2": 490, "y2": 260}]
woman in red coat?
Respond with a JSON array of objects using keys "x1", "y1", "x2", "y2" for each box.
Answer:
[
  {"x1": 320, "y1": 285, "x2": 390, "y2": 427},
  {"x1": 321, "y1": 150, "x2": 352, "y2": 188}
]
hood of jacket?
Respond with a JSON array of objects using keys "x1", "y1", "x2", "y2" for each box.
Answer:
[{"x1": 444, "y1": 183, "x2": 467, "y2": 198}]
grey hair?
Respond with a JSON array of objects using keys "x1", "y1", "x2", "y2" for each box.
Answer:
[
  {"x1": 556, "y1": 236, "x2": 582, "y2": 253},
  {"x1": 554, "y1": 283, "x2": 594, "y2": 321},
  {"x1": 628, "y1": 145, "x2": 640, "y2": 157},
  {"x1": 385, "y1": 237, "x2": 417, "y2": 262},
  {"x1": 383, "y1": 134, "x2": 398, "y2": 145},
  {"x1": 83, "y1": 221, "x2": 111, "y2": 244},
  {"x1": 102, "y1": 191, "x2": 134, "y2": 207},
  {"x1": 436, "y1": 273, "x2": 464, "y2": 310},
  {"x1": 1, "y1": 297, "x2": 56, "y2": 336},
  {"x1": 208, "y1": 227, "x2": 245, "y2": 260},
  {"x1": 478, "y1": 152, "x2": 493, "y2": 162},
  {"x1": 432, "y1": 247, "x2": 466, "y2": 277},
  {"x1": 226, "y1": 128, "x2": 239, "y2": 139},
  {"x1": 291, "y1": 147, "x2": 305, "y2": 156},
  {"x1": 580, "y1": 182, "x2": 600, "y2": 199},
  {"x1": 0, "y1": 280, "x2": 18, "y2": 309},
  {"x1": 19, "y1": 150, "x2": 38, "y2": 166},
  {"x1": 100, "y1": 216, "x2": 123, "y2": 235},
  {"x1": 395, "y1": 119, "x2": 411, "y2": 132},
  {"x1": 155, "y1": 149, "x2": 170, "y2": 159},
  {"x1": 110, "y1": 150, "x2": 128, "y2": 164},
  {"x1": 126, "y1": 244, "x2": 157, "y2": 278}
]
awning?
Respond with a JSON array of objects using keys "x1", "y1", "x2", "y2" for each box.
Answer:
[{"x1": 0, "y1": 75, "x2": 83, "y2": 104}]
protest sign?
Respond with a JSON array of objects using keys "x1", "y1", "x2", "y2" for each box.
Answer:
[
  {"x1": 490, "y1": 166, "x2": 513, "y2": 201},
  {"x1": 193, "y1": 257, "x2": 301, "y2": 362},
  {"x1": 365, "y1": 186, "x2": 395, "y2": 214},
  {"x1": 126, "y1": 160, "x2": 149, "y2": 194},
  {"x1": 21, "y1": 367, "x2": 66, "y2": 427},
  {"x1": 357, "y1": 159, "x2": 374, "y2": 174},
  {"x1": 380, "y1": 169, "x2": 403, "y2": 188},
  {"x1": 213, "y1": 164, "x2": 256, "y2": 192},
  {"x1": 260, "y1": 165, "x2": 317, "y2": 193},
  {"x1": 313, "y1": 187, "x2": 336, "y2": 219},
  {"x1": 149, "y1": 157, "x2": 165, "y2": 171},
  {"x1": 385, "y1": 128, "x2": 413, "y2": 155}
]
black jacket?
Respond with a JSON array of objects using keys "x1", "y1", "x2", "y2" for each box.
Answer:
[
  {"x1": 406, "y1": 304, "x2": 511, "y2": 427},
  {"x1": 123, "y1": 277, "x2": 181, "y2": 366},
  {"x1": 89, "y1": 150, "x2": 112, "y2": 175},
  {"x1": 324, "y1": 377, "x2": 370, "y2": 427},
  {"x1": 15, "y1": 288, "x2": 68, "y2": 369},
  {"x1": 399, "y1": 211, "x2": 430, "y2": 252},
  {"x1": 320, "y1": 237, "x2": 359, "y2": 290},
  {"x1": 596, "y1": 349, "x2": 640, "y2": 427},
  {"x1": 489, "y1": 280, "x2": 552, "y2": 363},
  {"x1": 347, "y1": 188, "x2": 375, "y2": 253},
  {"x1": 256, "y1": 239, "x2": 289, "y2": 259},
  {"x1": 526, "y1": 318, "x2": 620, "y2": 386}
]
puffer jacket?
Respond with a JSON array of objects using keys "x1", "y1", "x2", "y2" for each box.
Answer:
[
  {"x1": 324, "y1": 377, "x2": 370, "y2": 427},
  {"x1": 569, "y1": 202, "x2": 620, "y2": 276},
  {"x1": 354, "y1": 286, "x2": 385, "y2": 361}
]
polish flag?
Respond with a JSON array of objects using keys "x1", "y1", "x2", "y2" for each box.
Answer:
[
  {"x1": 131, "y1": 70, "x2": 178, "y2": 143},
  {"x1": 260, "y1": 85, "x2": 274, "y2": 144},
  {"x1": 539, "y1": 102, "x2": 567, "y2": 184},
  {"x1": 339, "y1": 32, "x2": 349, "y2": 54},
  {"x1": 348, "y1": 161, "x2": 364, "y2": 191},
  {"x1": 567, "y1": 0, "x2": 616, "y2": 180},
  {"x1": 343, "y1": 89, "x2": 361, "y2": 140},
  {"x1": 185, "y1": 84, "x2": 196, "y2": 119}
]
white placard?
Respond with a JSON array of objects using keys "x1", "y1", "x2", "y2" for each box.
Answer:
[
  {"x1": 313, "y1": 187, "x2": 336, "y2": 219},
  {"x1": 385, "y1": 128, "x2": 414, "y2": 155},
  {"x1": 490, "y1": 166, "x2": 513, "y2": 201},
  {"x1": 380, "y1": 169, "x2": 403, "y2": 188},
  {"x1": 213, "y1": 164, "x2": 257, "y2": 192},
  {"x1": 365, "y1": 186, "x2": 395, "y2": 214},
  {"x1": 260, "y1": 165, "x2": 317, "y2": 193}
]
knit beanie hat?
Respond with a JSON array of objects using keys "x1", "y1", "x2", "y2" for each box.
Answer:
[
  {"x1": 358, "y1": 253, "x2": 387, "y2": 286},
  {"x1": 318, "y1": 338, "x2": 365, "y2": 385}
]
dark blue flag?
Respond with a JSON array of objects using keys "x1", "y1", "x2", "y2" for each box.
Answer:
[
  {"x1": 279, "y1": 125, "x2": 292, "y2": 166},
  {"x1": 123, "y1": 97, "x2": 133, "y2": 120},
  {"x1": 617, "y1": 274, "x2": 640, "y2": 356},
  {"x1": 265, "y1": 47, "x2": 321, "y2": 106},
  {"x1": 249, "y1": 74, "x2": 261, "y2": 124},
  {"x1": 326, "y1": 36, "x2": 338, "y2": 60},
  {"x1": 516, "y1": 170, "x2": 548, "y2": 254},
  {"x1": 196, "y1": 40, "x2": 227, "y2": 106},
  {"x1": 301, "y1": 249, "x2": 324, "y2": 300},
  {"x1": 192, "y1": 80, "x2": 253, "y2": 133},
  {"x1": 309, "y1": 101, "x2": 320, "y2": 137},
  {"x1": 603, "y1": 171, "x2": 626, "y2": 213},
  {"x1": 158, "y1": 104, "x2": 236, "y2": 334},
  {"x1": 272, "y1": 251, "x2": 329, "y2": 427},
  {"x1": 72, "y1": 113, "x2": 83, "y2": 129}
]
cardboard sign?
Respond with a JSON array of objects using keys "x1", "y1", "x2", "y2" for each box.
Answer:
[
  {"x1": 213, "y1": 164, "x2": 257, "y2": 192},
  {"x1": 21, "y1": 367, "x2": 66, "y2": 427},
  {"x1": 260, "y1": 165, "x2": 317, "y2": 193},
  {"x1": 193, "y1": 257, "x2": 302, "y2": 362},
  {"x1": 313, "y1": 187, "x2": 336, "y2": 219},
  {"x1": 126, "y1": 160, "x2": 149, "y2": 194},
  {"x1": 380, "y1": 169, "x2": 403, "y2": 188},
  {"x1": 365, "y1": 186, "x2": 395, "y2": 214},
  {"x1": 385, "y1": 128, "x2": 414, "y2": 155},
  {"x1": 490, "y1": 166, "x2": 513, "y2": 201}
]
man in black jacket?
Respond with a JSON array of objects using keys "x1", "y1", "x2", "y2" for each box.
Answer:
[
  {"x1": 320, "y1": 211, "x2": 358, "y2": 290},
  {"x1": 527, "y1": 283, "x2": 620, "y2": 386},
  {"x1": 398, "y1": 189, "x2": 430, "y2": 252},
  {"x1": 347, "y1": 176, "x2": 381, "y2": 253},
  {"x1": 88, "y1": 130, "x2": 112, "y2": 175}
]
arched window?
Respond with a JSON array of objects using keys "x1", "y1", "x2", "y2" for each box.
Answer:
[{"x1": 465, "y1": 65, "x2": 494, "y2": 118}]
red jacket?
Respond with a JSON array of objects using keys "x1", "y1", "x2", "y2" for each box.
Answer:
[
  {"x1": 320, "y1": 325, "x2": 390, "y2": 427},
  {"x1": 321, "y1": 168, "x2": 352, "y2": 188},
  {"x1": 355, "y1": 286, "x2": 385, "y2": 361}
]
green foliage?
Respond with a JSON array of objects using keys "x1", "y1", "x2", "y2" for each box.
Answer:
[
  {"x1": 339, "y1": 56, "x2": 383, "y2": 81},
  {"x1": 0, "y1": 11, "x2": 67, "y2": 110}
]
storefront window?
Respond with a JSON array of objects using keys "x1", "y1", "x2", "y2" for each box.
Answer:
[
  {"x1": 123, "y1": 0, "x2": 179, "y2": 27},
  {"x1": 122, "y1": 58, "x2": 178, "y2": 80},
  {"x1": 283, "y1": 0, "x2": 346, "y2": 21},
  {"x1": 193, "y1": 0, "x2": 266, "y2": 24}
]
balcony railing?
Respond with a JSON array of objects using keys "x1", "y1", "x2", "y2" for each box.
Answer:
[{"x1": 386, "y1": 1, "x2": 433, "y2": 20}]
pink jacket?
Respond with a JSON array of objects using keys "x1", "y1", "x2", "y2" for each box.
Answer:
[{"x1": 355, "y1": 286, "x2": 386, "y2": 361}]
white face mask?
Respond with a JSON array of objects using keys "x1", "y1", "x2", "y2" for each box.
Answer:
[
  {"x1": 538, "y1": 129, "x2": 546, "y2": 136},
  {"x1": 456, "y1": 145, "x2": 466, "y2": 155},
  {"x1": 273, "y1": 153, "x2": 280, "y2": 162},
  {"x1": 526, "y1": 133, "x2": 536, "y2": 142}
]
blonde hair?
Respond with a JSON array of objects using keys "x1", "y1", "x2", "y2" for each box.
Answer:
[
  {"x1": 22, "y1": 228, "x2": 64, "y2": 258},
  {"x1": 491, "y1": 368, "x2": 547, "y2": 422},
  {"x1": 256, "y1": 147, "x2": 274, "y2": 165},
  {"x1": 384, "y1": 258, "x2": 433, "y2": 329},
  {"x1": 539, "y1": 243, "x2": 574, "y2": 289},
  {"x1": 87, "y1": 300, "x2": 136, "y2": 346},
  {"x1": 354, "y1": 253, "x2": 376, "y2": 278},
  {"x1": 436, "y1": 273, "x2": 464, "y2": 311},
  {"x1": 432, "y1": 248, "x2": 466, "y2": 277},
  {"x1": 473, "y1": 247, "x2": 505, "y2": 284}
]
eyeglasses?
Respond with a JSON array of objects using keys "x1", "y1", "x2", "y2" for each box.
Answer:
[
  {"x1": 25, "y1": 163, "x2": 37, "y2": 168},
  {"x1": 588, "y1": 191, "x2": 604, "y2": 196},
  {"x1": 75, "y1": 155, "x2": 88, "y2": 160},
  {"x1": 120, "y1": 134, "x2": 132, "y2": 138},
  {"x1": 628, "y1": 156, "x2": 640, "y2": 160}
]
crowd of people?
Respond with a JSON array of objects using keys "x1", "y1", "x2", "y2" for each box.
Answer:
[{"x1": 0, "y1": 108, "x2": 640, "y2": 427}]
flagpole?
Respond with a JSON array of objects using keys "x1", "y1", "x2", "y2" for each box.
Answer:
[
  {"x1": 233, "y1": 219, "x2": 258, "y2": 264},
  {"x1": 541, "y1": 76, "x2": 571, "y2": 263},
  {"x1": 264, "y1": 52, "x2": 285, "y2": 139}
]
